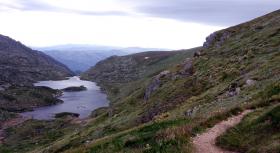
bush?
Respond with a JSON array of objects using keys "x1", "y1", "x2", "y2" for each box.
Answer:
[
  {"x1": 258, "y1": 105, "x2": 280, "y2": 128},
  {"x1": 261, "y1": 82, "x2": 280, "y2": 101}
]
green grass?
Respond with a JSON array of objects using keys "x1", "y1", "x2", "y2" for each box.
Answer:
[
  {"x1": 2, "y1": 10, "x2": 280, "y2": 153},
  {"x1": 217, "y1": 105, "x2": 280, "y2": 153},
  {"x1": 0, "y1": 119, "x2": 78, "y2": 153}
]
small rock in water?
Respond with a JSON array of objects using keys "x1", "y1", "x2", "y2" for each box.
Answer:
[{"x1": 62, "y1": 85, "x2": 87, "y2": 92}]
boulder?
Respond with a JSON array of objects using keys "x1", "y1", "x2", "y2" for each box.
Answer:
[
  {"x1": 246, "y1": 79, "x2": 256, "y2": 86},
  {"x1": 179, "y1": 58, "x2": 194, "y2": 76}
]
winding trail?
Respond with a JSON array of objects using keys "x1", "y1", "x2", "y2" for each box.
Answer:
[{"x1": 192, "y1": 110, "x2": 251, "y2": 153}]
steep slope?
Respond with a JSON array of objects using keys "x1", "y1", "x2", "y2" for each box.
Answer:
[
  {"x1": 0, "y1": 34, "x2": 74, "y2": 86},
  {"x1": 62, "y1": 10, "x2": 278, "y2": 153},
  {"x1": 1, "y1": 10, "x2": 279, "y2": 153},
  {"x1": 0, "y1": 35, "x2": 73, "y2": 115}
]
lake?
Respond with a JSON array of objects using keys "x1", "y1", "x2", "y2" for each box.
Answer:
[{"x1": 21, "y1": 76, "x2": 109, "y2": 120}]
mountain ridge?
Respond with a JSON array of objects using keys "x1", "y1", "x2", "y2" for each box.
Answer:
[
  {"x1": 37, "y1": 45, "x2": 169, "y2": 72},
  {"x1": 0, "y1": 34, "x2": 74, "y2": 86}
]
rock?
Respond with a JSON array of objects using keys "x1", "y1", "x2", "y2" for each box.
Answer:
[
  {"x1": 246, "y1": 79, "x2": 256, "y2": 86},
  {"x1": 185, "y1": 106, "x2": 199, "y2": 117},
  {"x1": 227, "y1": 83, "x2": 241, "y2": 97},
  {"x1": 179, "y1": 58, "x2": 194, "y2": 76},
  {"x1": 194, "y1": 51, "x2": 202, "y2": 57},
  {"x1": 203, "y1": 31, "x2": 231, "y2": 48},
  {"x1": 236, "y1": 87, "x2": 241, "y2": 95},
  {"x1": 185, "y1": 109, "x2": 192, "y2": 117},
  {"x1": 144, "y1": 70, "x2": 171, "y2": 101},
  {"x1": 159, "y1": 70, "x2": 170, "y2": 76},
  {"x1": 62, "y1": 86, "x2": 87, "y2": 92}
]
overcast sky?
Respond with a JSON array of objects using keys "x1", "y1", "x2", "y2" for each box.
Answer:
[{"x1": 0, "y1": 0, "x2": 279, "y2": 49}]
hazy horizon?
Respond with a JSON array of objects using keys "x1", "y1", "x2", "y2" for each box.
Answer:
[{"x1": 1, "y1": 0, "x2": 279, "y2": 49}]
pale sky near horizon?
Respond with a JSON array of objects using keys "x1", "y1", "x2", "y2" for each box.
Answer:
[{"x1": 0, "y1": 0, "x2": 279, "y2": 49}]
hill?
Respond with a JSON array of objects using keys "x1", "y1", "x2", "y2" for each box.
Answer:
[
  {"x1": 0, "y1": 35, "x2": 73, "y2": 86},
  {"x1": 0, "y1": 34, "x2": 73, "y2": 118},
  {"x1": 0, "y1": 10, "x2": 279, "y2": 153},
  {"x1": 37, "y1": 45, "x2": 166, "y2": 73},
  {"x1": 81, "y1": 49, "x2": 198, "y2": 102}
]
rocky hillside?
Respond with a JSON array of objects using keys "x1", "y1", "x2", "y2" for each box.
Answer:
[
  {"x1": 0, "y1": 34, "x2": 74, "y2": 86},
  {"x1": 81, "y1": 49, "x2": 198, "y2": 101},
  {"x1": 82, "y1": 51, "x2": 194, "y2": 83},
  {"x1": 1, "y1": 10, "x2": 279, "y2": 153}
]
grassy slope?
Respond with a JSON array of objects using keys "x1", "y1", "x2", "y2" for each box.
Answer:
[
  {"x1": 70, "y1": 10, "x2": 279, "y2": 153},
  {"x1": 1, "y1": 10, "x2": 279, "y2": 153},
  {"x1": 82, "y1": 49, "x2": 199, "y2": 102},
  {"x1": 0, "y1": 49, "x2": 198, "y2": 153},
  {"x1": 0, "y1": 119, "x2": 80, "y2": 153},
  {"x1": 217, "y1": 84, "x2": 280, "y2": 153}
]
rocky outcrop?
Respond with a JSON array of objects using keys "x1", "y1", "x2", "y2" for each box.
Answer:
[
  {"x1": 203, "y1": 31, "x2": 232, "y2": 48},
  {"x1": 0, "y1": 34, "x2": 74, "y2": 86},
  {"x1": 179, "y1": 58, "x2": 194, "y2": 76},
  {"x1": 144, "y1": 70, "x2": 170, "y2": 101}
]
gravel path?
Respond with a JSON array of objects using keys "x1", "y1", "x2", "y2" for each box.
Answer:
[{"x1": 192, "y1": 110, "x2": 251, "y2": 153}]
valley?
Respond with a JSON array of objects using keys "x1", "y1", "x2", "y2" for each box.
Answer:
[{"x1": 0, "y1": 9, "x2": 279, "y2": 153}]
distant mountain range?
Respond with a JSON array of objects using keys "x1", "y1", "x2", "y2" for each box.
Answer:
[{"x1": 35, "y1": 45, "x2": 168, "y2": 73}]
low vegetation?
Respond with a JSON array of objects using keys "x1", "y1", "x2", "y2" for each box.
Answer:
[
  {"x1": 217, "y1": 105, "x2": 280, "y2": 153},
  {"x1": 1, "y1": 10, "x2": 280, "y2": 153},
  {"x1": 0, "y1": 86, "x2": 63, "y2": 112},
  {"x1": 0, "y1": 119, "x2": 78, "y2": 153}
]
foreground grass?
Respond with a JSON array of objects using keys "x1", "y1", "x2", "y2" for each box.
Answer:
[
  {"x1": 0, "y1": 119, "x2": 78, "y2": 153},
  {"x1": 217, "y1": 105, "x2": 280, "y2": 153}
]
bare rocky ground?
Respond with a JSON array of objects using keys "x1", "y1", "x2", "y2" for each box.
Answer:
[{"x1": 193, "y1": 110, "x2": 252, "y2": 153}]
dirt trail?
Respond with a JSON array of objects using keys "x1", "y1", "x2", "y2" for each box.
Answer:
[
  {"x1": 193, "y1": 110, "x2": 251, "y2": 153},
  {"x1": 0, "y1": 115, "x2": 30, "y2": 143}
]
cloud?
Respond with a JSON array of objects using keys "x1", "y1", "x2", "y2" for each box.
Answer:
[
  {"x1": 122, "y1": 0, "x2": 280, "y2": 26},
  {"x1": 1, "y1": 0, "x2": 279, "y2": 26},
  {"x1": 0, "y1": 0, "x2": 129, "y2": 16}
]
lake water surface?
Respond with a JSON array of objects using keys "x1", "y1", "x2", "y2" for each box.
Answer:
[{"x1": 21, "y1": 76, "x2": 109, "y2": 120}]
